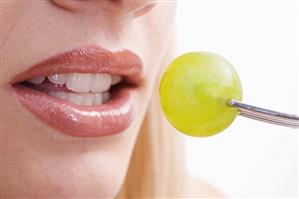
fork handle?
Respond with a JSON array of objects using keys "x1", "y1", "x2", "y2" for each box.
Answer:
[{"x1": 229, "y1": 99, "x2": 299, "y2": 129}]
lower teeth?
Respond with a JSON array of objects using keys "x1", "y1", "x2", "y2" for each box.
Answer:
[{"x1": 49, "y1": 91, "x2": 110, "y2": 106}]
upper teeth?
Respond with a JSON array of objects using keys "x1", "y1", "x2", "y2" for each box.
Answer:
[
  {"x1": 66, "y1": 73, "x2": 112, "y2": 93},
  {"x1": 27, "y1": 73, "x2": 122, "y2": 105},
  {"x1": 28, "y1": 73, "x2": 122, "y2": 93},
  {"x1": 48, "y1": 74, "x2": 67, "y2": 85}
]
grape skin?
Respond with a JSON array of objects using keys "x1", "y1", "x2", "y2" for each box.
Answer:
[{"x1": 160, "y1": 52, "x2": 242, "y2": 137}]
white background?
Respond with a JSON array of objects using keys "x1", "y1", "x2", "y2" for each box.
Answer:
[{"x1": 176, "y1": 0, "x2": 298, "y2": 197}]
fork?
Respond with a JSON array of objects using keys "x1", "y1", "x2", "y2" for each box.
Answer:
[{"x1": 229, "y1": 99, "x2": 299, "y2": 128}]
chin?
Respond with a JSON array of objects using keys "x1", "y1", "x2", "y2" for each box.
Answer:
[{"x1": 4, "y1": 147, "x2": 129, "y2": 198}]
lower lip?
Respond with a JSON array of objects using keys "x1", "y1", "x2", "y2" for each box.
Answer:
[{"x1": 11, "y1": 85, "x2": 138, "y2": 137}]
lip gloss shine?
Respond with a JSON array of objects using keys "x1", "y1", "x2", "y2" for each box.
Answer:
[{"x1": 11, "y1": 45, "x2": 143, "y2": 137}]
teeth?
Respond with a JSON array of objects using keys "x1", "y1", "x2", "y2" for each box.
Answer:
[
  {"x1": 90, "y1": 74, "x2": 112, "y2": 92},
  {"x1": 63, "y1": 73, "x2": 114, "y2": 93},
  {"x1": 49, "y1": 92, "x2": 110, "y2": 106},
  {"x1": 82, "y1": 93, "x2": 94, "y2": 106},
  {"x1": 45, "y1": 73, "x2": 120, "y2": 93},
  {"x1": 103, "y1": 92, "x2": 110, "y2": 103},
  {"x1": 49, "y1": 92, "x2": 68, "y2": 100},
  {"x1": 66, "y1": 73, "x2": 92, "y2": 93},
  {"x1": 28, "y1": 76, "x2": 45, "y2": 84},
  {"x1": 94, "y1": 93, "x2": 104, "y2": 105},
  {"x1": 28, "y1": 73, "x2": 118, "y2": 105},
  {"x1": 111, "y1": 75, "x2": 122, "y2": 85},
  {"x1": 67, "y1": 93, "x2": 84, "y2": 105},
  {"x1": 48, "y1": 74, "x2": 67, "y2": 85}
]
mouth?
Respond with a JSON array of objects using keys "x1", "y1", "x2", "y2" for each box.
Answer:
[{"x1": 10, "y1": 45, "x2": 143, "y2": 137}]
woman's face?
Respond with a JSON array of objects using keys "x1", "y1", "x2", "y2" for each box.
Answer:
[{"x1": 1, "y1": 1, "x2": 176, "y2": 197}]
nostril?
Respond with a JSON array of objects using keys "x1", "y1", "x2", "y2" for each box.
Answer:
[
  {"x1": 51, "y1": 0, "x2": 156, "y2": 17},
  {"x1": 50, "y1": 0, "x2": 81, "y2": 11},
  {"x1": 133, "y1": 3, "x2": 156, "y2": 17}
]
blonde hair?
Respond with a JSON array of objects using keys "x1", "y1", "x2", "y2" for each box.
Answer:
[{"x1": 116, "y1": 35, "x2": 187, "y2": 198}]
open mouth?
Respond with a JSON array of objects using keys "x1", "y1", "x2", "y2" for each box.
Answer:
[
  {"x1": 10, "y1": 45, "x2": 143, "y2": 137},
  {"x1": 17, "y1": 73, "x2": 126, "y2": 106}
]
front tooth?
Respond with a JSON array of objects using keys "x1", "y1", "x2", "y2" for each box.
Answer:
[
  {"x1": 111, "y1": 75, "x2": 122, "y2": 85},
  {"x1": 48, "y1": 74, "x2": 67, "y2": 85},
  {"x1": 66, "y1": 73, "x2": 92, "y2": 93},
  {"x1": 49, "y1": 92, "x2": 68, "y2": 100},
  {"x1": 67, "y1": 93, "x2": 84, "y2": 105},
  {"x1": 28, "y1": 76, "x2": 45, "y2": 84},
  {"x1": 82, "y1": 93, "x2": 94, "y2": 106},
  {"x1": 90, "y1": 74, "x2": 112, "y2": 92},
  {"x1": 93, "y1": 93, "x2": 103, "y2": 105}
]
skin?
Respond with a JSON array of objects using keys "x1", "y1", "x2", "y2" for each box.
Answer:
[{"x1": 1, "y1": 0, "x2": 176, "y2": 198}]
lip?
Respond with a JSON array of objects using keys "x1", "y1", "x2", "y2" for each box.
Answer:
[
  {"x1": 10, "y1": 45, "x2": 143, "y2": 137},
  {"x1": 10, "y1": 45, "x2": 143, "y2": 85}
]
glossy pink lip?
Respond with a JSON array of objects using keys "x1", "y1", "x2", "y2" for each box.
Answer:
[
  {"x1": 10, "y1": 45, "x2": 143, "y2": 85},
  {"x1": 10, "y1": 45, "x2": 143, "y2": 137}
]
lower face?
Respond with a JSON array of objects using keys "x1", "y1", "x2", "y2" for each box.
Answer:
[{"x1": 1, "y1": 1, "x2": 176, "y2": 198}]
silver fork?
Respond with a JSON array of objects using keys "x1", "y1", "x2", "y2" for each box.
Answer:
[{"x1": 229, "y1": 99, "x2": 299, "y2": 128}]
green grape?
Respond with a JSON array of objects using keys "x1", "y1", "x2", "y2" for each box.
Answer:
[{"x1": 159, "y1": 52, "x2": 242, "y2": 137}]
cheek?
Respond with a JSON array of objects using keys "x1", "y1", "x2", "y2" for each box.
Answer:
[
  {"x1": 142, "y1": 3, "x2": 177, "y2": 85},
  {"x1": 145, "y1": 3, "x2": 176, "y2": 66}
]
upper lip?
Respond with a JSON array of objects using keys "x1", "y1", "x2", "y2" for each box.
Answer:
[{"x1": 10, "y1": 45, "x2": 143, "y2": 86}]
